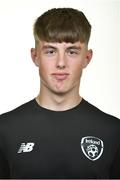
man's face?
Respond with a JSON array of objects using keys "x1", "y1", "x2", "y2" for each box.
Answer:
[{"x1": 31, "y1": 41, "x2": 92, "y2": 95}]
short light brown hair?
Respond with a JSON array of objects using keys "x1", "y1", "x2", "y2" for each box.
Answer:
[{"x1": 33, "y1": 8, "x2": 91, "y2": 46}]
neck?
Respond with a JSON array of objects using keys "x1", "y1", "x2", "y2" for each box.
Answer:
[{"x1": 36, "y1": 84, "x2": 82, "y2": 111}]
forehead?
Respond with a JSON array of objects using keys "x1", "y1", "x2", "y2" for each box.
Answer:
[{"x1": 38, "y1": 40, "x2": 86, "y2": 49}]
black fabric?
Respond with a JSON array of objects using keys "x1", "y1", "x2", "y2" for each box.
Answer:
[{"x1": 0, "y1": 98, "x2": 120, "y2": 179}]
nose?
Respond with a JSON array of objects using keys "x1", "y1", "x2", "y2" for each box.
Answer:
[{"x1": 56, "y1": 52, "x2": 66, "y2": 69}]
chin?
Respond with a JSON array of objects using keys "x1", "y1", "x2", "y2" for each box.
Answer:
[{"x1": 50, "y1": 88, "x2": 70, "y2": 95}]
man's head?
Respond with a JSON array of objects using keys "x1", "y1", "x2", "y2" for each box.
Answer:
[
  {"x1": 31, "y1": 8, "x2": 92, "y2": 95},
  {"x1": 33, "y1": 8, "x2": 91, "y2": 46}
]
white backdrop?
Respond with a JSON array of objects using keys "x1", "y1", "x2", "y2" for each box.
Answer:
[{"x1": 0, "y1": 0, "x2": 120, "y2": 118}]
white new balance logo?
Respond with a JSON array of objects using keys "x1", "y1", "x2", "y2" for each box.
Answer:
[{"x1": 17, "y1": 143, "x2": 35, "y2": 153}]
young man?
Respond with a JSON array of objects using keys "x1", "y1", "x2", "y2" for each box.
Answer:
[{"x1": 0, "y1": 8, "x2": 120, "y2": 179}]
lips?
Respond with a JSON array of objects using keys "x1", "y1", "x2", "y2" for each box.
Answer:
[{"x1": 52, "y1": 73, "x2": 69, "y2": 80}]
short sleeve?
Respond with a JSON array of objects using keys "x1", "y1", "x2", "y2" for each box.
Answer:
[
  {"x1": 110, "y1": 143, "x2": 120, "y2": 178},
  {"x1": 0, "y1": 123, "x2": 10, "y2": 178},
  {"x1": 0, "y1": 148, "x2": 10, "y2": 178}
]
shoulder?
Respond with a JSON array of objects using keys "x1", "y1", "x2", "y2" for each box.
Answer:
[
  {"x1": 0, "y1": 98, "x2": 35, "y2": 126},
  {"x1": 82, "y1": 98, "x2": 120, "y2": 126}
]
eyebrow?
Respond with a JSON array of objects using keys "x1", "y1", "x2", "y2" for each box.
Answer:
[
  {"x1": 66, "y1": 46, "x2": 82, "y2": 50},
  {"x1": 41, "y1": 45, "x2": 57, "y2": 50}
]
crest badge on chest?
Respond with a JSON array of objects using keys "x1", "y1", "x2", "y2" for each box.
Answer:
[{"x1": 81, "y1": 136, "x2": 104, "y2": 161}]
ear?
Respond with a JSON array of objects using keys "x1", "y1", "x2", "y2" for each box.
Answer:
[
  {"x1": 82, "y1": 49, "x2": 93, "y2": 68},
  {"x1": 31, "y1": 48, "x2": 39, "y2": 67}
]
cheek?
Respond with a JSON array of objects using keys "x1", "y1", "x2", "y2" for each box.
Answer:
[
  {"x1": 70, "y1": 60, "x2": 83, "y2": 73},
  {"x1": 69, "y1": 61, "x2": 83, "y2": 81},
  {"x1": 38, "y1": 60, "x2": 53, "y2": 77},
  {"x1": 38, "y1": 60, "x2": 46, "y2": 77},
  {"x1": 73, "y1": 66, "x2": 83, "y2": 79}
]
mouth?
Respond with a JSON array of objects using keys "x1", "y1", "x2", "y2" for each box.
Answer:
[{"x1": 51, "y1": 73, "x2": 69, "y2": 80}]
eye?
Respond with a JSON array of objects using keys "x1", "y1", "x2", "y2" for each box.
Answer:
[
  {"x1": 45, "y1": 49, "x2": 56, "y2": 55},
  {"x1": 67, "y1": 49, "x2": 79, "y2": 56},
  {"x1": 70, "y1": 50, "x2": 77, "y2": 54}
]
